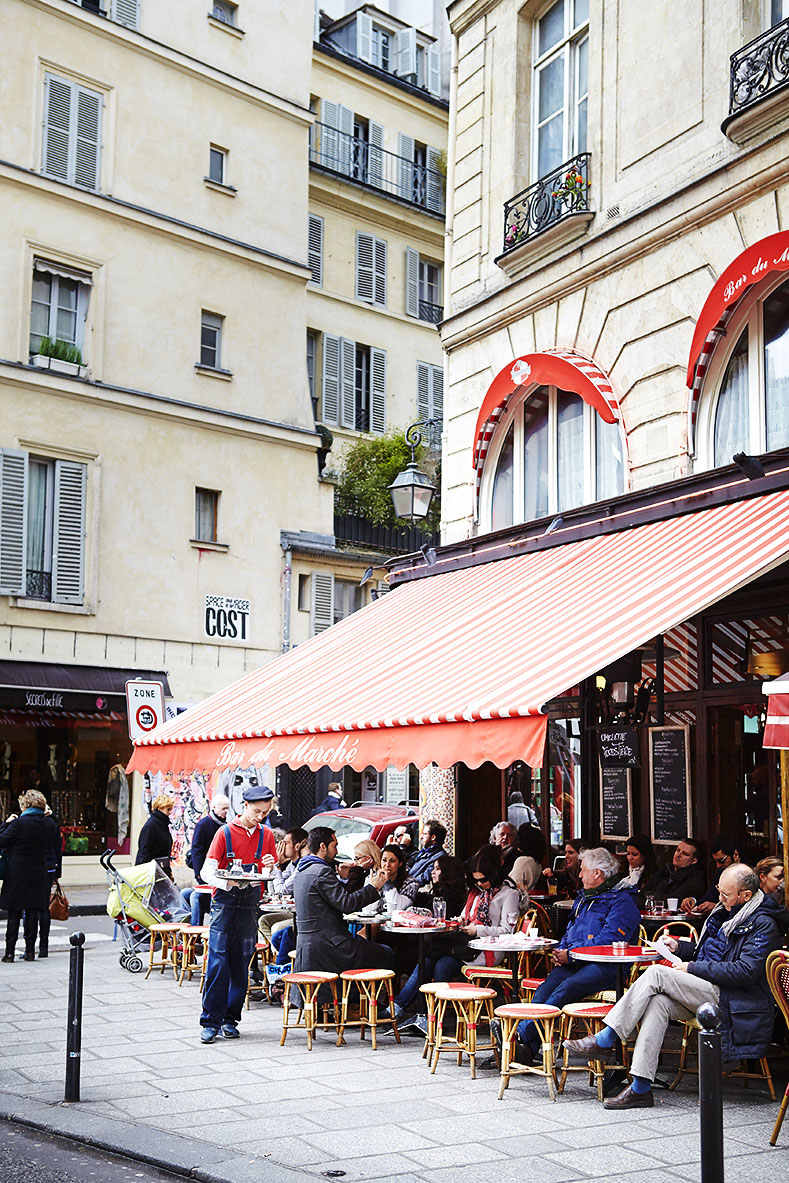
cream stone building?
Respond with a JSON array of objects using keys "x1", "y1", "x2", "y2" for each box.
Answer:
[{"x1": 0, "y1": 0, "x2": 324, "y2": 881}]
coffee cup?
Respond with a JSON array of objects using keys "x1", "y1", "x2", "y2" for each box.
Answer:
[{"x1": 667, "y1": 897, "x2": 679, "y2": 912}]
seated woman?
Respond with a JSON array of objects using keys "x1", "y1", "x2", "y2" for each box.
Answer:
[
  {"x1": 414, "y1": 853, "x2": 468, "y2": 916},
  {"x1": 516, "y1": 824, "x2": 548, "y2": 892},
  {"x1": 544, "y1": 836, "x2": 585, "y2": 896},
  {"x1": 396, "y1": 846, "x2": 519, "y2": 1029},
  {"x1": 617, "y1": 833, "x2": 656, "y2": 902},
  {"x1": 755, "y1": 855, "x2": 788, "y2": 935}
]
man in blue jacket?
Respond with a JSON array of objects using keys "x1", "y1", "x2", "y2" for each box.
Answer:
[
  {"x1": 565, "y1": 862, "x2": 783, "y2": 1109},
  {"x1": 502, "y1": 847, "x2": 640, "y2": 1063},
  {"x1": 407, "y1": 820, "x2": 447, "y2": 885}
]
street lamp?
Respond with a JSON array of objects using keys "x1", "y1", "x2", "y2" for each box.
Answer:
[{"x1": 389, "y1": 418, "x2": 440, "y2": 522}]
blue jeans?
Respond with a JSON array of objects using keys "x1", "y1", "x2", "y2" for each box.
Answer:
[
  {"x1": 271, "y1": 925, "x2": 295, "y2": 965},
  {"x1": 181, "y1": 887, "x2": 211, "y2": 927},
  {"x1": 516, "y1": 962, "x2": 617, "y2": 1050},
  {"x1": 200, "y1": 888, "x2": 259, "y2": 1030}
]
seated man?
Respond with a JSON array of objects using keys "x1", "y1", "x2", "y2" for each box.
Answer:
[
  {"x1": 645, "y1": 836, "x2": 706, "y2": 904},
  {"x1": 293, "y1": 826, "x2": 394, "y2": 974},
  {"x1": 565, "y1": 863, "x2": 783, "y2": 1109},
  {"x1": 489, "y1": 821, "x2": 519, "y2": 877},
  {"x1": 258, "y1": 826, "x2": 308, "y2": 947},
  {"x1": 407, "y1": 820, "x2": 447, "y2": 885},
  {"x1": 680, "y1": 834, "x2": 742, "y2": 916},
  {"x1": 501, "y1": 847, "x2": 641, "y2": 1063}
]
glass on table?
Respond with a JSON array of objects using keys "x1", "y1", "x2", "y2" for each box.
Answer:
[
  {"x1": 505, "y1": 910, "x2": 519, "y2": 930},
  {"x1": 432, "y1": 898, "x2": 447, "y2": 921},
  {"x1": 643, "y1": 895, "x2": 656, "y2": 915}
]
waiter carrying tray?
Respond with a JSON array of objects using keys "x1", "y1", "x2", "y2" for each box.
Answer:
[{"x1": 199, "y1": 784, "x2": 277, "y2": 1043}]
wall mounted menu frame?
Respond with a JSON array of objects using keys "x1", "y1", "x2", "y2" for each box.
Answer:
[
  {"x1": 599, "y1": 764, "x2": 632, "y2": 841},
  {"x1": 649, "y1": 724, "x2": 691, "y2": 845}
]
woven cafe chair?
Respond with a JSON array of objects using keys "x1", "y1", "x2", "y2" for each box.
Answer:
[
  {"x1": 557, "y1": 1001, "x2": 619, "y2": 1102},
  {"x1": 177, "y1": 924, "x2": 209, "y2": 986},
  {"x1": 279, "y1": 971, "x2": 340, "y2": 1051},
  {"x1": 431, "y1": 984, "x2": 498, "y2": 1079},
  {"x1": 669, "y1": 1016, "x2": 775, "y2": 1099},
  {"x1": 246, "y1": 940, "x2": 272, "y2": 1008},
  {"x1": 494, "y1": 1002, "x2": 562, "y2": 1101},
  {"x1": 767, "y1": 949, "x2": 789, "y2": 1145},
  {"x1": 337, "y1": 968, "x2": 401, "y2": 1050},
  {"x1": 145, "y1": 922, "x2": 181, "y2": 980}
]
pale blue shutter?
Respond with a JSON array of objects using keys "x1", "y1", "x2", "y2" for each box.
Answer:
[
  {"x1": 370, "y1": 348, "x2": 387, "y2": 434},
  {"x1": 426, "y1": 146, "x2": 443, "y2": 214},
  {"x1": 310, "y1": 572, "x2": 334, "y2": 635},
  {"x1": 74, "y1": 85, "x2": 102, "y2": 190},
  {"x1": 373, "y1": 238, "x2": 387, "y2": 307},
  {"x1": 51, "y1": 460, "x2": 86, "y2": 604},
  {"x1": 356, "y1": 232, "x2": 375, "y2": 303},
  {"x1": 356, "y1": 12, "x2": 373, "y2": 62},
  {"x1": 427, "y1": 48, "x2": 441, "y2": 96},
  {"x1": 340, "y1": 338, "x2": 356, "y2": 429},
  {"x1": 337, "y1": 104, "x2": 354, "y2": 175},
  {"x1": 0, "y1": 449, "x2": 28, "y2": 597},
  {"x1": 112, "y1": 0, "x2": 139, "y2": 28},
  {"x1": 431, "y1": 365, "x2": 444, "y2": 423},
  {"x1": 321, "y1": 333, "x2": 340, "y2": 424},
  {"x1": 368, "y1": 120, "x2": 384, "y2": 189},
  {"x1": 396, "y1": 27, "x2": 416, "y2": 77},
  {"x1": 313, "y1": 0, "x2": 321, "y2": 41},
  {"x1": 320, "y1": 99, "x2": 340, "y2": 171},
  {"x1": 308, "y1": 214, "x2": 323, "y2": 285},
  {"x1": 405, "y1": 247, "x2": 419, "y2": 317},
  {"x1": 417, "y1": 362, "x2": 430, "y2": 422},
  {"x1": 398, "y1": 133, "x2": 414, "y2": 202},
  {"x1": 43, "y1": 75, "x2": 72, "y2": 180}
]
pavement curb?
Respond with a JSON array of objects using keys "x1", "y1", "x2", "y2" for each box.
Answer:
[{"x1": 0, "y1": 1090, "x2": 315, "y2": 1183}]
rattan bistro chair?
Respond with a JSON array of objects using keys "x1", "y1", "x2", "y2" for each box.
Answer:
[{"x1": 767, "y1": 949, "x2": 789, "y2": 1145}]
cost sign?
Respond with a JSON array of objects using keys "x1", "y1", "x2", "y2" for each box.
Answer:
[{"x1": 204, "y1": 594, "x2": 250, "y2": 641}]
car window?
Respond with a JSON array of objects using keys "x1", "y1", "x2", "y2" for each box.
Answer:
[{"x1": 304, "y1": 815, "x2": 373, "y2": 859}]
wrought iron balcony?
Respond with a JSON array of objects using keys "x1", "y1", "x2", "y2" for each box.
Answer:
[
  {"x1": 334, "y1": 512, "x2": 438, "y2": 555},
  {"x1": 26, "y1": 570, "x2": 52, "y2": 600},
  {"x1": 418, "y1": 299, "x2": 443, "y2": 324},
  {"x1": 502, "y1": 153, "x2": 592, "y2": 254},
  {"x1": 728, "y1": 17, "x2": 789, "y2": 119},
  {"x1": 310, "y1": 123, "x2": 445, "y2": 217}
]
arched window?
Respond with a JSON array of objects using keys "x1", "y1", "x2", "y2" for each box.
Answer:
[
  {"x1": 698, "y1": 274, "x2": 789, "y2": 469},
  {"x1": 486, "y1": 385, "x2": 625, "y2": 531}
]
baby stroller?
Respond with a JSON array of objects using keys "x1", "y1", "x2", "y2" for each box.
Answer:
[{"x1": 101, "y1": 848, "x2": 189, "y2": 973}]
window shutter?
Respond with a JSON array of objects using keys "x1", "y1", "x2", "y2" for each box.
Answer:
[
  {"x1": 308, "y1": 214, "x2": 323, "y2": 285},
  {"x1": 427, "y1": 47, "x2": 441, "y2": 96},
  {"x1": 426, "y1": 145, "x2": 443, "y2": 214},
  {"x1": 398, "y1": 133, "x2": 414, "y2": 202},
  {"x1": 405, "y1": 246, "x2": 419, "y2": 318},
  {"x1": 74, "y1": 86, "x2": 102, "y2": 190},
  {"x1": 51, "y1": 460, "x2": 86, "y2": 605},
  {"x1": 370, "y1": 348, "x2": 387, "y2": 434},
  {"x1": 321, "y1": 332, "x2": 340, "y2": 425},
  {"x1": 417, "y1": 362, "x2": 430, "y2": 422},
  {"x1": 368, "y1": 120, "x2": 384, "y2": 189},
  {"x1": 373, "y1": 238, "x2": 387, "y2": 307},
  {"x1": 43, "y1": 75, "x2": 72, "y2": 181},
  {"x1": 340, "y1": 338, "x2": 356, "y2": 429},
  {"x1": 356, "y1": 12, "x2": 373, "y2": 62},
  {"x1": 112, "y1": 0, "x2": 139, "y2": 28},
  {"x1": 310, "y1": 572, "x2": 333, "y2": 635},
  {"x1": 0, "y1": 449, "x2": 28, "y2": 597},
  {"x1": 356, "y1": 232, "x2": 375, "y2": 303},
  {"x1": 313, "y1": 0, "x2": 321, "y2": 42},
  {"x1": 337, "y1": 103, "x2": 354, "y2": 175},
  {"x1": 320, "y1": 98, "x2": 340, "y2": 172},
  {"x1": 431, "y1": 365, "x2": 444, "y2": 422},
  {"x1": 396, "y1": 27, "x2": 417, "y2": 77}
]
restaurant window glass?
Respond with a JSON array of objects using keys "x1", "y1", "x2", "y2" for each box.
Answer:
[
  {"x1": 542, "y1": 718, "x2": 581, "y2": 848},
  {"x1": 491, "y1": 423, "x2": 514, "y2": 530},
  {"x1": 641, "y1": 623, "x2": 699, "y2": 693},
  {"x1": 708, "y1": 614, "x2": 789, "y2": 685}
]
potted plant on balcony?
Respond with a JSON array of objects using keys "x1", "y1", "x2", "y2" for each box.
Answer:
[
  {"x1": 316, "y1": 422, "x2": 334, "y2": 476},
  {"x1": 30, "y1": 336, "x2": 88, "y2": 378}
]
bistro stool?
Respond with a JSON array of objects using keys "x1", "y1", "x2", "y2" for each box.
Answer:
[
  {"x1": 177, "y1": 925, "x2": 209, "y2": 986},
  {"x1": 557, "y1": 1001, "x2": 615, "y2": 1102},
  {"x1": 431, "y1": 985, "x2": 498, "y2": 1079},
  {"x1": 280, "y1": 971, "x2": 339, "y2": 1051},
  {"x1": 461, "y1": 963, "x2": 517, "y2": 1001},
  {"x1": 494, "y1": 1002, "x2": 562, "y2": 1101},
  {"x1": 669, "y1": 1016, "x2": 775, "y2": 1099},
  {"x1": 418, "y1": 983, "x2": 442, "y2": 1063},
  {"x1": 519, "y1": 976, "x2": 546, "y2": 1002},
  {"x1": 246, "y1": 941, "x2": 271, "y2": 1008},
  {"x1": 145, "y1": 923, "x2": 181, "y2": 980},
  {"x1": 337, "y1": 969, "x2": 401, "y2": 1050}
]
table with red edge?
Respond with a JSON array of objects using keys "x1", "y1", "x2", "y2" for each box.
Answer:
[{"x1": 569, "y1": 945, "x2": 661, "y2": 1095}]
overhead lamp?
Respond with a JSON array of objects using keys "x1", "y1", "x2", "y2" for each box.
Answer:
[{"x1": 389, "y1": 417, "x2": 441, "y2": 523}]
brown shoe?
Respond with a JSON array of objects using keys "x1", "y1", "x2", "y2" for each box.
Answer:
[
  {"x1": 563, "y1": 1032, "x2": 613, "y2": 1061},
  {"x1": 603, "y1": 1084, "x2": 654, "y2": 1109}
]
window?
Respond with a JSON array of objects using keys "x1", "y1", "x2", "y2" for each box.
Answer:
[
  {"x1": 306, "y1": 330, "x2": 317, "y2": 417},
  {"x1": 42, "y1": 73, "x2": 102, "y2": 191},
  {"x1": 212, "y1": 1, "x2": 237, "y2": 24},
  {"x1": 372, "y1": 24, "x2": 391, "y2": 71},
  {"x1": 398, "y1": 135, "x2": 443, "y2": 213},
  {"x1": 699, "y1": 275, "x2": 789, "y2": 470},
  {"x1": 417, "y1": 362, "x2": 443, "y2": 435},
  {"x1": 355, "y1": 232, "x2": 387, "y2": 306},
  {"x1": 309, "y1": 572, "x2": 363, "y2": 635},
  {"x1": 308, "y1": 215, "x2": 323, "y2": 285},
  {"x1": 321, "y1": 334, "x2": 386, "y2": 433},
  {"x1": 0, "y1": 449, "x2": 87, "y2": 604},
  {"x1": 194, "y1": 488, "x2": 219, "y2": 543},
  {"x1": 208, "y1": 146, "x2": 227, "y2": 185},
  {"x1": 533, "y1": 0, "x2": 589, "y2": 180},
  {"x1": 29, "y1": 259, "x2": 92, "y2": 361},
  {"x1": 768, "y1": 1, "x2": 789, "y2": 27},
  {"x1": 485, "y1": 385, "x2": 625, "y2": 531},
  {"x1": 200, "y1": 312, "x2": 224, "y2": 370},
  {"x1": 405, "y1": 248, "x2": 442, "y2": 322}
]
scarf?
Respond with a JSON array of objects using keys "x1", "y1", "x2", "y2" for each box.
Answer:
[
  {"x1": 699, "y1": 888, "x2": 764, "y2": 945},
  {"x1": 581, "y1": 872, "x2": 622, "y2": 899},
  {"x1": 463, "y1": 886, "x2": 493, "y2": 927}
]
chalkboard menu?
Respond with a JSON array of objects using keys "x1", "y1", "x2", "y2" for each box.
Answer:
[
  {"x1": 599, "y1": 765, "x2": 632, "y2": 841},
  {"x1": 649, "y1": 725, "x2": 691, "y2": 845},
  {"x1": 599, "y1": 728, "x2": 641, "y2": 768}
]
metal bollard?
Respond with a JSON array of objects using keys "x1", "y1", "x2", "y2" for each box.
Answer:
[
  {"x1": 697, "y1": 1001, "x2": 724, "y2": 1183},
  {"x1": 65, "y1": 931, "x2": 85, "y2": 1103}
]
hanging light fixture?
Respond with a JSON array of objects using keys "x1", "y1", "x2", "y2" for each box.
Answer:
[{"x1": 389, "y1": 418, "x2": 440, "y2": 523}]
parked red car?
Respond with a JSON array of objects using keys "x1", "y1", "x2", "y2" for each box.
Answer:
[{"x1": 303, "y1": 804, "x2": 419, "y2": 860}]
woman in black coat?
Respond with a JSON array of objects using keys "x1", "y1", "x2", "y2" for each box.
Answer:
[
  {"x1": 135, "y1": 794, "x2": 175, "y2": 877},
  {"x1": 0, "y1": 789, "x2": 61, "y2": 961}
]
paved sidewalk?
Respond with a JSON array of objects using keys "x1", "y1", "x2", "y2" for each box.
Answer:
[{"x1": 0, "y1": 917, "x2": 787, "y2": 1183}]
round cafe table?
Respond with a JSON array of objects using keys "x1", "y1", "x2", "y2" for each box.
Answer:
[{"x1": 469, "y1": 935, "x2": 557, "y2": 998}]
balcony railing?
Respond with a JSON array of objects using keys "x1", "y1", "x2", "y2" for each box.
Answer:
[
  {"x1": 728, "y1": 17, "x2": 789, "y2": 118},
  {"x1": 310, "y1": 123, "x2": 445, "y2": 217},
  {"x1": 334, "y1": 512, "x2": 438, "y2": 555},
  {"x1": 418, "y1": 299, "x2": 443, "y2": 324},
  {"x1": 502, "y1": 153, "x2": 592, "y2": 253},
  {"x1": 26, "y1": 570, "x2": 52, "y2": 600}
]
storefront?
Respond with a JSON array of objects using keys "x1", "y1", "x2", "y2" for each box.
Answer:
[{"x1": 0, "y1": 662, "x2": 170, "y2": 881}]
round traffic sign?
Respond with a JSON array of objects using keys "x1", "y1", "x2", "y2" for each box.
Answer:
[{"x1": 136, "y1": 705, "x2": 158, "y2": 732}]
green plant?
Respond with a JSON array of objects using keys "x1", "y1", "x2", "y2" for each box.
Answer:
[
  {"x1": 37, "y1": 336, "x2": 84, "y2": 366},
  {"x1": 316, "y1": 422, "x2": 334, "y2": 451},
  {"x1": 335, "y1": 430, "x2": 440, "y2": 529}
]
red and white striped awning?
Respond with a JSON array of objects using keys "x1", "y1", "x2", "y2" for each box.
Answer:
[
  {"x1": 472, "y1": 351, "x2": 621, "y2": 517},
  {"x1": 687, "y1": 231, "x2": 789, "y2": 454},
  {"x1": 764, "y1": 675, "x2": 789, "y2": 749},
  {"x1": 126, "y1": 487, "x2": 789, "y2": 777}
]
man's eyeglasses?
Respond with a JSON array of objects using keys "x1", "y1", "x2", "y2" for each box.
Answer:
[
  {"x1": 718, "y1": 887, "x2": 740, "y2": 903},
  {"x1": 713, "y1": 855, "x2": 731, "y2": 867}
]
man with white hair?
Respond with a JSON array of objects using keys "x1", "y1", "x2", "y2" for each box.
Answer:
[
  {"x1": 182, "y1": 794, "x2": 230, "y2": 925},
  {"x1": 490, "y1": 821, "x2": 519, "y2": 876},
  {"x1": 497, "y1": 847, "x2": 640, "y2": 1064},
  {"x1": 565, "y1": 862, "x2": 783, "y2": 1108}
]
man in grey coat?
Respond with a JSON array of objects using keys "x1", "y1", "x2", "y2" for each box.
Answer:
[{"x1": 293, "y1": 827, "x2": 395, "y2": 973}]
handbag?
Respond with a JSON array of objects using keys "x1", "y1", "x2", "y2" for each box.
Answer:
[{"x1": 50, "y1": 880, "x2": 70, "y2": 921}]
